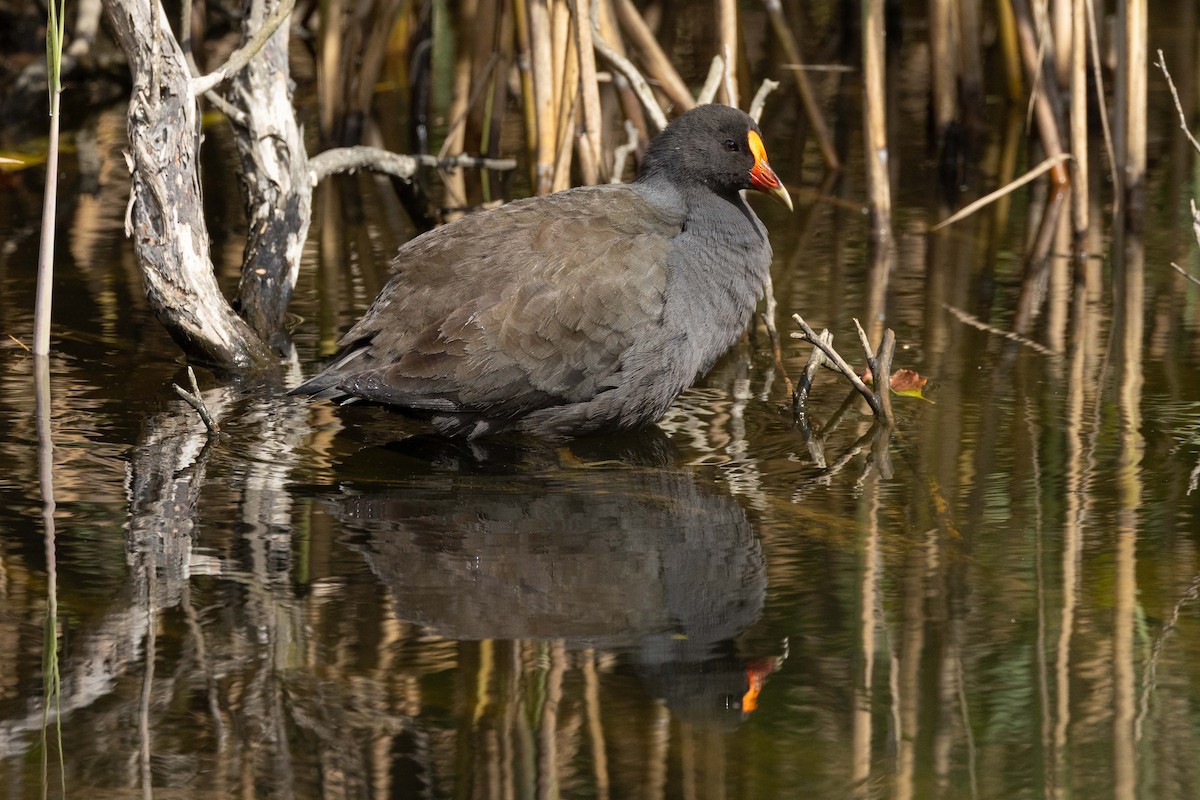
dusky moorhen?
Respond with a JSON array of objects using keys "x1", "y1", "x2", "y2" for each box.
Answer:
[{"x1": 293, "y1": 104, "x2": 792, "y2": 438}]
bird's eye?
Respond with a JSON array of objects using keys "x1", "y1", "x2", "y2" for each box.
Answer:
[{"x1": 724, "y1": 138, "x2": 740, "y2": 152}]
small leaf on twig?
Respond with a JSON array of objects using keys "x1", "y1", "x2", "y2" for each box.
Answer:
[
  {"x1": 861, "y1": 367, "x2": 933, "y2": 402},
  {"x1": 889, "y1": 369, "x2": 932, "y2": 401}
]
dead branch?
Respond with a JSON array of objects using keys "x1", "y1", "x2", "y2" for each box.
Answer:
[
  {"x1": 790, "y1": 313, "x2": 894, "y2": 425},
  {"x1": 610, "y1": 120, "x2": 640, "y2": 183},
  {"x1": 308, "y1": 147, "x2": 518, "y2": 185},
  {"x1": 748, "y1": 79, "x2": 780, "y2": 123},
  {"x1": 191, "y1": 0, "x2": 296, "y2": 95}
]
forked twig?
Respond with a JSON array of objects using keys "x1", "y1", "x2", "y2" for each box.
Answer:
[
  {"x1": 173, "y1": 366, "x2": 220, "y2": 435},
  {"x1": 790, "y1": 313, "x2": 894, "y2": 425}
]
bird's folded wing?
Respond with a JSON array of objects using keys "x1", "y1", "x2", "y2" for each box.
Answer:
[{"x1": 326, "y1": 185, "x2": 684, "y2": 416}]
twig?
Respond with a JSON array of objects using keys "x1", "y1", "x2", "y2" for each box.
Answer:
[
  {"x1": 1085, "y1": 0, "x2": 1117, "y2": 194},
  {"x1": 790, "y1": 313, "x2": 888, "y2": 422},
  {"x1": 748, "y1": 78, "x2": 780, "y2": 123},
  {"x1": 762, "y1": 276, "x2": 791, "y2": 395},
  {"x1": 590, "y1": 2, "x2": 668, "y2": 131},
  {"x1": 931, "y1": 153, "x2": 1073, "y2": 230},
  {"x1": 610, "y1": 120, "x2": 639, "y2": 183},
  {"x1": 852, "y1": 318, "x2": 895, "y2": 425},
  {"x1": 191, "y1": 0, "x2": 296, "y2": 95},
  {"x1": 793, "y1": 327, "x2": 831, "y2": 412},
  {"x1": 873, "y1": 328, "x2": 896, "y2": 428},
  {"x1": 696, "y1": 55, "x2": 724, "y2": 105},
  {"x1": 173, "y1": 367, "x2": 220, "y2": 435},
  {"x1": 308, "y1": 146, "x2": 517, "y2": 185},
  {"x1": 1170, "y1": 262, "x2": 1200, "y2": 289},
  {"x1": 1155, "y1": 50, "x2": 1200, "y2": 157},
  {"x1": 942, "y1": 303, "x2": 1058, "y2": 355}
]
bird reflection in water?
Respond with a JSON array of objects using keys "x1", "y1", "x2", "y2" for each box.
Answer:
[{"x1": 326, "y1": 430, "x2": 783, "y2": 736}]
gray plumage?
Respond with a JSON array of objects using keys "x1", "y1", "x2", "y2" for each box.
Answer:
[{"x1": 291, "y1": 104, "x2": 790, "y2": 438}]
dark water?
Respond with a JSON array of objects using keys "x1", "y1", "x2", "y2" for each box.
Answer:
[{"x1": 3, "y1": 17, "x2": 1200, "y2": 800}]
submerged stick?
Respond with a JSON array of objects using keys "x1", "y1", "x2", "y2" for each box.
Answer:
[{"x1": 793, "y1": 327, "x2": 831, "y2": 412}]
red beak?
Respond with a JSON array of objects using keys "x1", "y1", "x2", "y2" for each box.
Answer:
[{"x1": 747, "y1": 130, "x2": 794, "y2": 211}]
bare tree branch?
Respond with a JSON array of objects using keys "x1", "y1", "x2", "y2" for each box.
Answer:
[
  {"x1": 191, "y1": 0, "x2": 295, "y2": 95},
  {"x1": 308, "y1": 146, "x2": 517, "y2": 185}
]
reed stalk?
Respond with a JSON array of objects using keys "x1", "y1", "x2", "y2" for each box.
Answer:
[
  {"x1": 317, "y1": 0, "x2": 346, "y2": 141},
  {"x1": 1010, "y1": 0, "x2": 1069, "y2": 185},
  {"x1": 595, "y1": 0, "x2": 649, "y2": 146},
  {"x1": 762, "y1": 0, "x2": 839, "y2": 169},
  {"x1": 441, "y1": 0, "x2": 477, "y2": 219},
  {"x1": 614, "y1": 0, "x2": 695, "y2": 112},
  {"x1": 995, "y1": 0, "x2": 1023, "y2": 101},
  {"x1": 571, "y1": 0, "x2": 605, "y2": 180},
  {"x1": 529, "y1": 0, "x2": 557, "y2": 193},
  {"x1": 928, "y1": 0, "x2": 957, "y2": 146},
  {"x1": 863, "y1": 0, "x2": 891, "y2": 239},
  {"x1": 513, "y1": 0, "x2": 540, "y2": 186},
  {"x1": 34, "y1": 0, "x2": 67, "y2": 356},
  {"x1": 716, "y1": 0, "x2": 738, "y2": 106},
  {"x1": 1070, "y1": 0, "x2": 1088, "y2": 237},
  {"x1": 552, "y1": 10, "x2": 579, "y2": 191},
  {"x1": 1121, "y1": 0, "x2": 1147, "y2": 211}
]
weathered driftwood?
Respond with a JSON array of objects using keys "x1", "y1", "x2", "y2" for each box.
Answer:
[
  {"x1": 104, "y1": 0, "x2": 276, "y2": 370},
  {"x1": 225, "y1": 0, "x2": 312, "y2": 341}
]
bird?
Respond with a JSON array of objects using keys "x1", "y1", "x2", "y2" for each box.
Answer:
[{"x1": 291, "y1": 103, "x2": 792, "y2": 439}]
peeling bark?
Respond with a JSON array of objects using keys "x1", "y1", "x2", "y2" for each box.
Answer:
[
  {"x1": 225, "y1": 0, "x2": 312, "y2": 340},
  {"x1": 104, "y1": 0, "x2": 277, "y2": 371}
]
